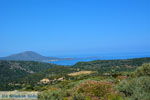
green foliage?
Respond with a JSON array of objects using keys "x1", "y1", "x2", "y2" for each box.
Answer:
[
  {"x1": 117, "y1": 76, "x2": 150, "y2": 100},
  {"x1": 39, "y1": 89, "x2": 63, "y2": 100},
  {"x1": 74, "y1": 80, "x2": 114, "y2": 99},
  {"x1": 39, "y1": 89, "x2": 72, "y2": 100},
  {"x1": 73, "y1": 57, "x2": 150, "y2": 73},
  {"x1": 116, "y1": 64, "x2": 150, "y2": 100},
  {"x1": 1, "y1": 58, "x2": 150, "y2": 100},
  {"x1": 107, "y1": 94, "x2": 124, "y2": 100},
  {"x1": 132, "y1": 63, "x2": 150, "y2": 77},
  {"x1": 0, "y1": 60, "x2": 75, "y2": 90},
  {"x1": 73, "y1": 93, "x2": 91, "y2": 100}
]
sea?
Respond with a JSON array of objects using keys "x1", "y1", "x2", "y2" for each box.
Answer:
[{"x1": 48, "y1": 54, "x2": 150, "y2": 66}]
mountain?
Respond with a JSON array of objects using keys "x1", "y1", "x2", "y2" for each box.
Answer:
[{"x1": 0, "y1": 51, "x2": 72, "y2": 61}]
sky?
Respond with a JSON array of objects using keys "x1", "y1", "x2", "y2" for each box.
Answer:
[{"x1": 0, "y1": 0, "x2": 150, "y2": 57}]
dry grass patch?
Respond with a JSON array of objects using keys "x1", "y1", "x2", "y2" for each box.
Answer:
[{"x1": 68, "y1": 71, "x2": 95, "y2": 76}]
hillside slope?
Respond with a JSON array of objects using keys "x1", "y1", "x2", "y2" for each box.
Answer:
[
  {"x1": 1, "y1": 57, "x2": 150, "y2": 91},
  {"x1": 73, "y1": 57, "x2": 150, "y2": 72},
  {"x1": 0, "y1": 51, "x2": 60, "y2": 61},
  {"x1": 0, "y1": 60, "x2": 59, "y2": 90}
]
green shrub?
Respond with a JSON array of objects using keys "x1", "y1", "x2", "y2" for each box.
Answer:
[
  {"x1": 72, "y1": 93, "x2": 88, "y2": 100},
  {"x1": 132, "y1": 63, "x2": 150, "y2": 77},
  {"x1": 74, "y1": 80, "x2": 115, "y2": 99},
  {"x1": 107, "y1": 94, "x2": 124, "y2": 100},
  {"x1": 39, "y1": 88, "x2": 72, "y2": 100},
  {"x1": 39, "y1": 89, "x2": 63, "y2": 100},
  {"x1": 117, "y1": 76, "x2": 150, "y2": 100}
]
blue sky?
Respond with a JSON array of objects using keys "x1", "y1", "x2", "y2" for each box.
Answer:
[{"x1": 0, "y1": 0, "x2": 150, "y2": 57}]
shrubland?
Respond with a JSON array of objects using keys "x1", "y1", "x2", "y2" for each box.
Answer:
[{"x1": 0, "y1": 58, "x2": 150, "y2": 100}]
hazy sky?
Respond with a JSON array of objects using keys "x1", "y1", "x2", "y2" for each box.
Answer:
[{"x1": 0, "y1": 0, "x2": 150, "y2": 57}]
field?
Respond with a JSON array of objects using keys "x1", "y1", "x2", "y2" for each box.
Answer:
[{"x1": 68, "y1": 71, "x2": 95, "y2": 76}]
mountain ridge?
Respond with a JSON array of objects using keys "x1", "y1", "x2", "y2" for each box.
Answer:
[{"x1": 0, "y1": 51, "x2": 73, "y2": 61}]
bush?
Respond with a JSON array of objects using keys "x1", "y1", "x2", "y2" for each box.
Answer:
[
  {"x1": 117, "y1": 76, "x2": 150, "y2": 100},
  {"x1": 132, "y1": 63, "x2": 150, "y2": 77},
  {"x1": 74, "y1": 80, "x2": 116, "y2": 99},
  {"x1": 39, "y1": 89, "x2": 63, "y2": 100},
  {"x1": 107, "y1": 94, "x2": 124, "y2": 100},
  {"x1": 39, "y1": 87, "x2": 72, "y2": 100},
  {"x1": 73, "y1": 93, "x2": 88, "y2": 100}
]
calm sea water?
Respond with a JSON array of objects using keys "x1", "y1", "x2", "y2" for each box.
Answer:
[
  {"x1": 49, "y1": 58, "x2": 98, "y2": 65},
  {"x1": 49, "y1": 55, "x2": 150, "y2": 65}
]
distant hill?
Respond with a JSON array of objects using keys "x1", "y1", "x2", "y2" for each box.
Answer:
[
  {"x1": 0, "y1": 51, "x2": 72, "y2": 61},
  {"x1": 73, "y1": 57, "x2": 150, "y2": 72}
]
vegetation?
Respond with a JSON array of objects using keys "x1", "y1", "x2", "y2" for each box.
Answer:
[
  {"x1": 0, "y1": 57, "x2": 150, "y2": 100},
  {"x1": 38, "y1": 63, "x2": 150, "y2": 100},
  {"x1": 132, "y1": 63, "x2": 150, "y2": 77},
  {"x1": 0, "y1": 60, "x2": 67, "y2": 90},
  {"x1": 73, "y1": 57, "x2": 150, "y2": 73},
  {"x1": 117, "y1": 64, "x2": 150, "y2": 100}
]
